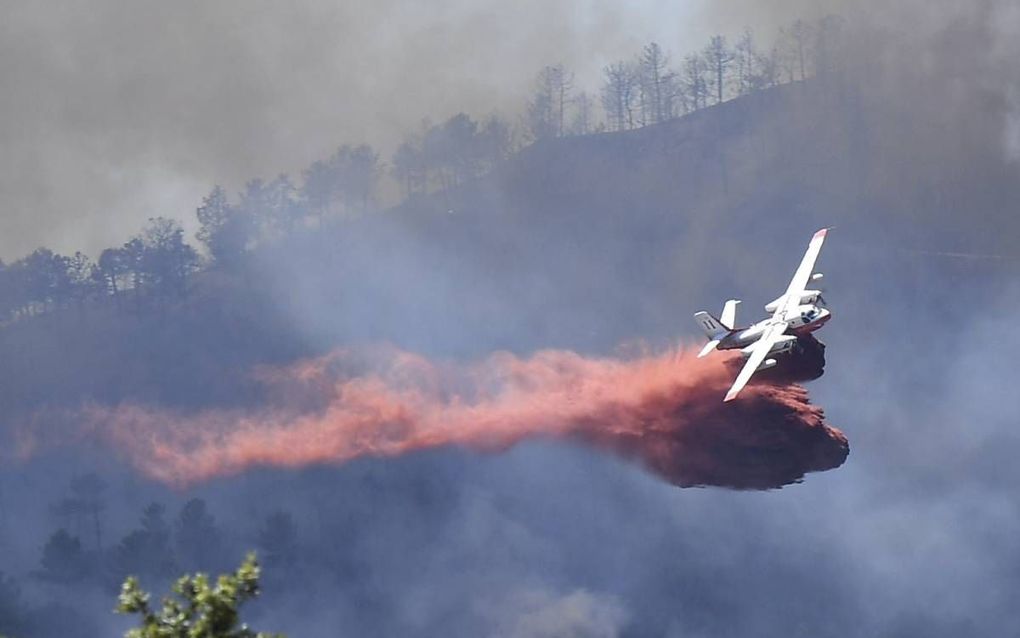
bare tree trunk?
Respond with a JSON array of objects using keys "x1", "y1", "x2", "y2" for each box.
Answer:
[
  {"x1": 717, "y1": 64, "x2": 724, "y2": 104},
  {"x1": 93, "y1": 508, "x2": 102, "y2": 551}
]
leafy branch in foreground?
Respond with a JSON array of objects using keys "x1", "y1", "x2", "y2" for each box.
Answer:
[{"x1": 116, "y1": 553, "x2": 283, "y2": 638}]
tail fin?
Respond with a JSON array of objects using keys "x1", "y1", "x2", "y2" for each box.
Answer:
[
  {"x1": 720, "y1": 300, "x2": 740, "y2": 331},
  {"x1": 694, "y1": 311, "x2": 730, "y2": 340},
  {"x1": 694, "y1": 299, "x2": 740, "y2": 339},
  {"x1": 694, "y1": 301, "x2": 740, "y2": 359}
]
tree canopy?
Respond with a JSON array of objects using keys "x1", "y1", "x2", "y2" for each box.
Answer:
[{"x1": 116, "y1": 553, "x2": 283, "y2": 638}]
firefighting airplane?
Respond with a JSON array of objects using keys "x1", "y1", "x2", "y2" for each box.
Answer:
[{"x1": 694, "y1": 228, "x2": 831, "y2": 402}]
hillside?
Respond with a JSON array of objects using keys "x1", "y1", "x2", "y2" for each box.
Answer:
[
  {"x1": 0, "y1": 71, "x2": 1015, "y2": 424},
  {"x1": 4, "y1": 22, "x2": 1020, "y2": 636}
]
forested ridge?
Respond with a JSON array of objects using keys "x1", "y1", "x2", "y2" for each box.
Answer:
[
  {"x1": 0, "y1": 17, "x2": 844, "y2": 325},
  {"x1": 0, "y1": 18, "x2": 862, "y2": 415}
]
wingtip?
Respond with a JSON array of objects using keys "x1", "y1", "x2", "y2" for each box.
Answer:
[
  {"x1": 813, "y1": 228, "x2": 829, "y2": 240},
  {"x1": 723, "y1": 390, "x2": 739, "y2": 402}
]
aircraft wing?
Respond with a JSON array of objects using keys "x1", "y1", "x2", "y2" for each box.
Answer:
[
  {"x1": 724, "y1": 322, "x2": 787, "y2": 402},
  {"x1": 776, "y1": 228, "x2": 828, "y2": 316}
]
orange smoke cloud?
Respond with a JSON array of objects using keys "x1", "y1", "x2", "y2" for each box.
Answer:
[{"x1": 19, "y1": 345, "x2": 848, "y2": 489}]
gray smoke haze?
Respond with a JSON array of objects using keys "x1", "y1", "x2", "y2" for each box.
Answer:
[
  {"x1": 0, "y1": 0, "x2": 844, "y2": 259},
  {"x1": 5, "y1": 2, "x2": 1020, "y2": 637}
]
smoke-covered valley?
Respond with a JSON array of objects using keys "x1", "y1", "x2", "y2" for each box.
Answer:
[{"x1": 3, "y1": 1, "x2": 1020, "y2": 636}]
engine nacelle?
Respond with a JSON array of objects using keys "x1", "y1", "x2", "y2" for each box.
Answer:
[
  {"x1": 805, "y1": 273, "x2": 826, "y2": 294},
  {"x1": 799, "y1": 290, "x2": 823, "y2": 304},
  {"x1": 765, "y1": 274, "x2": 825, "y2": 312},
  {"x1": 757, "y1": 358, "x2": 777, "y2": 371}
]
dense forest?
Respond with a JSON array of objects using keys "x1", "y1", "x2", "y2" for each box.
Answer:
[{"x1": 0, "y1": 18, "x2": 843, "y2": 325}]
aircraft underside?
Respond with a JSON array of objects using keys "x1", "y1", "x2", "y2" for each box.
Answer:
[{"x1": 727, "y1": 334, "x2": 827, "y2": 385}]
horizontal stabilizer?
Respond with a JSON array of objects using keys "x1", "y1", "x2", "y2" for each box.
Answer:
[
  {"x1": 698, "y1": 339, "x2": 720, "y2": 358},
  {"x1": 694, "y1": 311, "x2": 730, "y2": 340}
]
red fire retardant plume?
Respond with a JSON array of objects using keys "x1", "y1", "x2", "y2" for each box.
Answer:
[{"x1": 20, "y1": 345, "x2": 848, "y2": 489}]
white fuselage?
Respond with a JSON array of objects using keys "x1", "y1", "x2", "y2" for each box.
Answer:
[{"x1": 718, "y1": 304, "x2": 832, "y2": 356}]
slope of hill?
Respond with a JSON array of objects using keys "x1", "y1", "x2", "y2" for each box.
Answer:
[
  {"x1": 2, "y1": 70, "x2": 1016, "y2": 422},
  {"x1": 5, "y1": 23, "x2": 1020, "y2": 636}
]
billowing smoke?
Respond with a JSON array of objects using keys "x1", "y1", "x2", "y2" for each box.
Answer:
[{"x1": 19, "y1": 344, "x2": 847, "y2": 490}]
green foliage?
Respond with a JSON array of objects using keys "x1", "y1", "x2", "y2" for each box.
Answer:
[
  {"x1": 139, "y1": 217, "x2": 200, "y2": 298},
  {"x1": 0, "y1": 571, "x2": 26, "y2": 637},
  {"x1": 39, "y1": 529, "x2": 87, "y2": 584},
  {"x1": 301, "y1": 144, "x2": 380, "y2": 215},
  {"x1": 116, "y1": 553, "x2": 283, "y2": 638},
  {"x1": 256, "y1": 512, "x2": 297, "y2": 569},
  {"x1": 112, "y1": 503, "x2": 178, "y2": 584},
  {"x1": 197, "y1": 186, "x2": 252, "y2": 266},
  {"x1": 175, "y1": 499, "x2": 223, "y2": 573}
]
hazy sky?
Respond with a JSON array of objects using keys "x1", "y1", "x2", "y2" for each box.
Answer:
[{"x1": 0, "y1": 0, "x2": 841, "y2": 260}]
